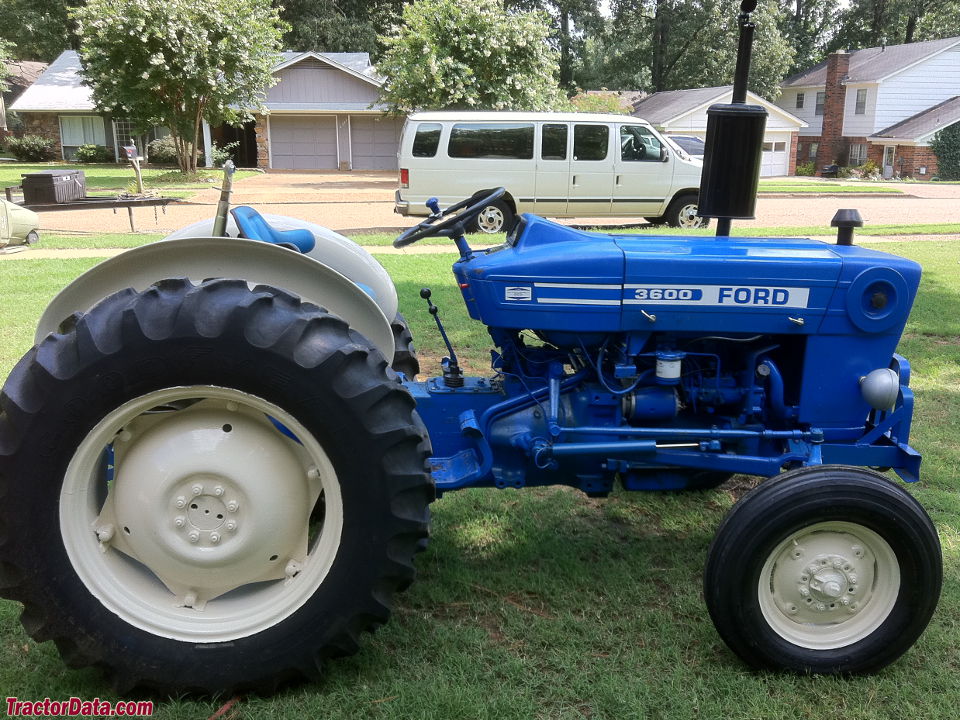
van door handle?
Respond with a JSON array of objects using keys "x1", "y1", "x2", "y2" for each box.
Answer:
[
  {"x1": 616, "y1": 175, "x2": 622, "y2": 186},
  {"x1": 571, "y1": 175, "x2": 577, "y2": 187}
]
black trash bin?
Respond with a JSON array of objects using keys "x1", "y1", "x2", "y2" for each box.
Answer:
[
  {"x1": 821, "y1": 164, "x2": 839, "y2": 178},
  {"x1": 21, "y1": 170, "x2": 87, "y2": 204}
]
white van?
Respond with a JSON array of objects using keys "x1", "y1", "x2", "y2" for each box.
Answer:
[{"x1": 394, "y1": 111, "x2": 705, "y2": 233}]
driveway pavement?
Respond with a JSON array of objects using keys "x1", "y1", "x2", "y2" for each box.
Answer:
[{"x1": 29, "y1": 171, "x2": 960, "y2": 237}]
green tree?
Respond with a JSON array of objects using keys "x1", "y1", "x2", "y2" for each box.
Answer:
[
  {"x1": 603, "y1": 0, "x2": 793, "y2": 98},
  {"x1": 930, "y1": 122, "x2": 960, "y2": 181},
  {"x1": 276, "y1": 0, "x2": 405, "y2": 58},
  {"x1": 73, "y1": 0, "x2": 286, "y2": 174},
  {"x1": 377, "y1": 0, "x2": 566, "y2": 113},
  {"x1": 829, "y1": 0, "x2": 960, "y2": 49},
  {"x1": 777, "y1": 0, "x2": 840, "y2": 72},
  {"x1": 0, "y1": 0, "x2": 78, "y2": 61},
  {"x1": 507, "y1": 0, "x2": 602, "y2": 90}
]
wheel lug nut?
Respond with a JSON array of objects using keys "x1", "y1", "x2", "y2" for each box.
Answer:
[
  {"x1": 192, "y1": 484, "x2": 203, "y2": 495},
  {"x1": 174, "y1": 516, "x2": 186, "y2": 528},
  {"x1": 214, "y1": 485, "x2": 225, "y2": 496},
  {"x1": 175, "y1": 496, "x2": 187, "y2": 509},
  {"x1": 848, "y1": 574, "x2": 857, "y2": 585},
  {"x1": 225, "y1": 520, "x2": 238, "y2": 532},
  {"x1": 188, "y1": 531, "x2": 200, "y2": 543},
  {"x1": 226, "y1": 501, "x2": 239, "y2": 513},
  {"x1": 798, "y1": 586, "x2": 809, "y2": 596},
  {"x1": 210, "y1": 532, "x2": 221, "y2": 544}
]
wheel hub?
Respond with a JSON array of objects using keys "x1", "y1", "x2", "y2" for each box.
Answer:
[
  {"x1": 93, "y1": 400, "x2": 322, "y2": 608},
  {"x1": 795, "y1": 554, "x2": 859, "y2": 613},
  {"x1": 758, "y1": 521, "x2": 900, "y2": 650}
]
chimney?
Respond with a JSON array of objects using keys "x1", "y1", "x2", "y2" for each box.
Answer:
[{"x1": 815, "y1": 51, "x2": 851, "y2": 176}]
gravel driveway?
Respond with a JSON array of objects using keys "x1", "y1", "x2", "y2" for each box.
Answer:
[{"x1": 29, "y1": 171, "x2": 960, "y2": 236}]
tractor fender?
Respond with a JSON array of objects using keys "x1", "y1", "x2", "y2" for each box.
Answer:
[
  {"x1": 163, "y1": 214, "x2": 398, "y2": 322},
  {"x1": 35, "y1": 236, "x2": 395, "y2": 359}
]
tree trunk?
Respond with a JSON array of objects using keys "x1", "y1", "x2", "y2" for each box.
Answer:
[
  {"x1": 559, "y1": 10, "x2": 572, "y2": 89},
  {"x1": 651, "y1": 0, "x2": 667, "y2": 91},
  {"x1": 904, "y1": 13, "x2": 918, "y2": 43}
]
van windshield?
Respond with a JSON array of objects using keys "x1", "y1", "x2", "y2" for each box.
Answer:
[{"x1": 448, "y1": 123, "x2": 534, "y2": 159}]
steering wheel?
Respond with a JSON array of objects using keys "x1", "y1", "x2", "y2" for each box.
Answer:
[{"x1": 393, "y1": 188, "x2": 506, "y2": 248}]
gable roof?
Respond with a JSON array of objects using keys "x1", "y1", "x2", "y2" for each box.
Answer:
[
  {"x1": 275, "y1": 51, "x2": 382, "y2": 86},
  {"x1": 10, "y1": 52, "x2": 95, "y2": 111},
  {"x1": 783, "y1": 36, "x2": 960, "y2": 88},
  {"x1": 870, "y1": 96, "x2": 960, "y2": 142},
  {"x1": 631, "y1": 85, "x2": 805, "y2": 128},
  {"x1": 11, "y1": 49, "x2": 381, "y2": 113}
]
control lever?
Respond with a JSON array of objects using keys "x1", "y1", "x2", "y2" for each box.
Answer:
[{"x1": 420, "y1": 288, "x2": 464, "y2": 387}]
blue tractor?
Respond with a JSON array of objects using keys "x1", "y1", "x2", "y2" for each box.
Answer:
[{"x1": 0, "y1": 3, "x2": 941, "y2": 695}]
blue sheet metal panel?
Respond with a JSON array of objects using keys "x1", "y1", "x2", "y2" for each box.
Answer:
[
  {"x1": 616, "y1": 235, "x2": 843, "y2": 333},
  {"x1": 460, "y1": 216, "x2": 624, "y2": 331},
  {"x1": 405, "y1": 378, "x2": 504, "y2": 459},
  {"x1": 797, "y1": 246, "x2": 921, "y2": 430}
]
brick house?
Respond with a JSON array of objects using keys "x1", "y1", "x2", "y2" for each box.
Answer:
[
  {"x1": 631, "y1": 86, "x2": 805, "y2": 176},
  {"x1": 776, "y1": 36, "x2": 960, "y2": 178},
  {"x1": 10, "y1": 50, "x2": 402, "y2": 170}
]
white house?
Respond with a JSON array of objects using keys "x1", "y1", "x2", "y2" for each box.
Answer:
[
  {"x1": 631, "y1": 85, "x2": 806, "y2": 176},
  {"x1": 776, "y1": 36, "x2": 960, "y2": 177}
]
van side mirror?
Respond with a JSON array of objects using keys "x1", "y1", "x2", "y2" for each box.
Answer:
[{"x1": 660, "y1": 146, "x2": 669, "y2": 162}]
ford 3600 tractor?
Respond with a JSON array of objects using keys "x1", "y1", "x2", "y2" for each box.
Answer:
[{"x1": 0, "y1": 1, "x2": 941, "y2": 694}]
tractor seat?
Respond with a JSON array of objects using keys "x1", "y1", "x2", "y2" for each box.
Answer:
[{"x1": 231, "y1": 206, "x2": 316, "y2": 254}]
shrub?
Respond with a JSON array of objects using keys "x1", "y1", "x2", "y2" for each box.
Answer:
[
  {"x1": 147, "y1": 135, "x2": 179, "y2": 164},
  {"x1": 930, "y1": 121, "x2": 960, "y2": 181},
  {"x1": 7, "y1": 134, "x2": 56, "y2": 161},
  {"x1": 210, "y1": 141, "x2": 240, "y2": 167},
  {"x1": 795, "y1": 161, "x2": 815, "y2": 176},
  {"x1": 74, "y1": 144, "x2": 114, "y2": 163},
  {"x1": 860, "y1": 159, "x2": 880, "y2": 177}
]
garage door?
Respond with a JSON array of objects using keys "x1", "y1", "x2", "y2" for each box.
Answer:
[
  {"x1": 760, "y1": 136, "x2": 789, "y2": 177},
  {"x1": 270, "y1": 116, "x2": 337, "y2": 169},
  {"x1": 351, "y1": 116, "x2": 402, "y2": 170}
]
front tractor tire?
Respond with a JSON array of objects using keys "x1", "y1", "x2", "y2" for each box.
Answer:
[
  {"x1": 0, "y1": 278, "x2": 433, "y2": 694},
  {"x1": 704, "y1": 466, "x2": 940, "y2": 674}
]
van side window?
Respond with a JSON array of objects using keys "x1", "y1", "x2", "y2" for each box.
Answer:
[
  {"x1": 573, "y1": 125, "x2": 608, "y2": 161},
  {"x1": 620, "y1": 125, "x2": 662, "y2": 162},
  {"x1": 448, "y1": 123, "x2": 534, "y2": 159},
  {"x1": 412, "y1": 123, "x2": 443, "y2": 157},
  {"x1": 541, "y1": 124, "x2": 567, "y2": 160}
]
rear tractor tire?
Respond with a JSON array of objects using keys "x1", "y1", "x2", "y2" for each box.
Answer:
[
  {"x1": 391, "y1": 311, "x2": 421, "y2": 379},
  {"x1": 705, "y1": 465, "x2": 940, "y2": 674},
  {"x1": 0, "y1": 278, "x2": 433, "y2": 694}
]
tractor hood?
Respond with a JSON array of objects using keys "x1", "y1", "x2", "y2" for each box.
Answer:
[{"x1": 456, "y1": 215, "x2": 920, "y2": 339}]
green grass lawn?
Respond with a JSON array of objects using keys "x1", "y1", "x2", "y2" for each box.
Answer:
[
  {"x1": 0, "y1": 242, "x2": 958, "y2": 718},
  {"x1": 0, "y1": 162, "x2": 256, "y2": 194},
  {"x1": 757, "y1": 180, "x2": 903, "y2": 194}
]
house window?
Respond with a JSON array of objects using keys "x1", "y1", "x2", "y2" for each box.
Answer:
[
  {"x1": 573, "y1": 124, "x2": 609, "y2": 161},
  {"x1": 849, "y1": 143, "x2": 866, "y2": 166},
  {"x1": 541, "y1": 123, "x2": 567, "y2": 160},
  {"x1": 796, "y1": 93, "x2": 804, "y2": 109},
  {"x1": 815, "y1": 92, "x2": 826, "y2": 116},
  {"x1": 60, "y1": 115, "x2": 106, "y2": 149},
  {"x1": 808, "y1": 142, "x2": 819, "y2": 160},
  {"x1": 412, "y1": 123, "x2": 442, "y2": 158},
  {"x1": 855, "y1": 89, "x2": 867, "y2": 115},
  {"x1": 448, "y1": 123, "x2": 534, "y2": 159}
]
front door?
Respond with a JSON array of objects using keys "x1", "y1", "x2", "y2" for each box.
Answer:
[
  {"x1": 883, "y1": 146, "x2": 895, "y2": 179},
  {"x1": 612, "y1": 124, "x2": 674, "y2": 215},
  {"x1": 568, "y1": 123, "x2": 614, "y2": 216}
]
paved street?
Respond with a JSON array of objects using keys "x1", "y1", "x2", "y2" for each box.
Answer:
[{"x1": 21, "y1": 171, "x2": 960, "y2": 237}]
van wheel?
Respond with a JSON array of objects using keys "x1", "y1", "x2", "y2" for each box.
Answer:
[
  {"x1": 666, "y1": 193, "x2": 708, "y2": 229},
  {"x1": 472, "y1": 199, "x2": 515, "y2": 234}
]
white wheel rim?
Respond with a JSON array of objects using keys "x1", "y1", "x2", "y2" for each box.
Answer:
[
  {"x1": 677, "y1": 203, "x2": 703, "y2": 228},
  {"x1": 60, "y1": 386, "x2": 344, "y2": 643},
  {"x1": 476, "y1": 206, "x2": 505, "y2": 233},
  {"x1": 758, "y1": 521, "x2": 900, "y2": 650}
]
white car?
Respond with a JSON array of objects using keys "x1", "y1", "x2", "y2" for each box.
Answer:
[{"x1": 0, "y1": 198, "x2": 40, "y2": 248}]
